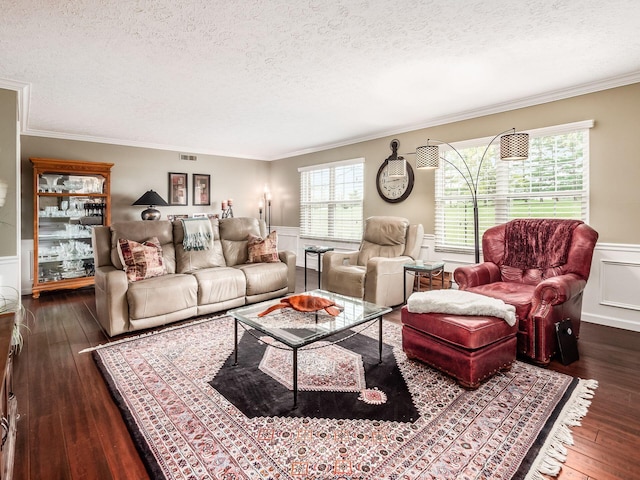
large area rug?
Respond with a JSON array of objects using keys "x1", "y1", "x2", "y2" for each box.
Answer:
[{"x1": 92, "y1": 315, "x2": 597, "y2": 480}]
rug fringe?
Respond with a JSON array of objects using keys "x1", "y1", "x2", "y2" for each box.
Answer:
[
  {"x1": 78, "y1": 313, "x2": 229, "y2": 354},
  {"x1": 525, "y1": 378, "x2": 598, "y2": 480}
]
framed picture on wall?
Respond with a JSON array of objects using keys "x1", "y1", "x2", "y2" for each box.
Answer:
[
  {"x1": 168, "y1": 172, "x2": 188, "y2": 206},
  {"x1": 193, "y1": 173, "x2": 211, "y2": 206}
]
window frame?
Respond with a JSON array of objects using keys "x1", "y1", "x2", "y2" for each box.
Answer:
[
  {"x1": 298, "y1": 158, "x2": 364, "y2": 242},
  {"x1": 434, "y1": 120, "x2": 593, "y2": 255}
]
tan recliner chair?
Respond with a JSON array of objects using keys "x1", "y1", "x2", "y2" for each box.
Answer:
[{"x1": 321, "y1": 216, "x2": 424, "y2": 307}]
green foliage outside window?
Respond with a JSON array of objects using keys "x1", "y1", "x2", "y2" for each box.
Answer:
[{"x1": 437, "y1": 130, "x2": 588, "y2": 252}]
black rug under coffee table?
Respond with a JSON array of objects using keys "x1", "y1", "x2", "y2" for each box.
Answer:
[{"x1": 210, "y1": 327, "x2": 420, "y2": 421}]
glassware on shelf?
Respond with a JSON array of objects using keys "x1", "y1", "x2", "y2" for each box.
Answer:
[
  {"x1": 44, "y1": 206, "x2": 59, "y2": 217},
  {"x1": 63, "y1": 180, "x2": 83, "y2": 192},
  {"x1": 31, "y1": 158, "x2": 112, "y2": 296},
  {"x1": 63, "y1": 224, "x2": 90, "y2": 237},
  {"x1": 40, "y1": 174, "x2": 62, "y2": 192}
]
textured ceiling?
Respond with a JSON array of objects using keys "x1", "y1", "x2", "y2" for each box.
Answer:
[{"x1": 2, "y1": 0, "x2": 640, "y2": 160}]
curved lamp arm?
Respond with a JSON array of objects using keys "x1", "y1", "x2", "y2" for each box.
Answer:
[
  {"x1": 412, "y1": 128, "x2": 527, "y2": 264},
  {"x1": 438, "y1": 152, "x2": 478, "y2": 202},
  {"x1": 472, "y1": 128, "x2": 517, "y2": 193},
  {"x1": 426, "y1": 127, "x2": 517, "y2": 200}
]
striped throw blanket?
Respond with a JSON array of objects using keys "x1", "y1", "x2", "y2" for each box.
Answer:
[{"x1": 181, "y1": 218, "x2": 213, "y2": 251}]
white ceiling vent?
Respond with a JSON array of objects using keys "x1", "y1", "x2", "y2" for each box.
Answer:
[{"x1": 180, "y1": 153, "x2": 198, "y2": 161}]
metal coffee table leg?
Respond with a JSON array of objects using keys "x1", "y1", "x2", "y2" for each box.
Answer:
[
  {"x1": 293, "y1": 347, "x2": 298, "y2": 407},
  {"x1": 379, "y1": 316, "x2": 383, "y2": 363},
  {"x1": 233, "y1": 318, "x2": 238, "y2": 365}
]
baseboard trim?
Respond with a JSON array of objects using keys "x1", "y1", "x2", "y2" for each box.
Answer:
[{"x1": 582, "y1": 313, "x2": 640, "y2": 333}]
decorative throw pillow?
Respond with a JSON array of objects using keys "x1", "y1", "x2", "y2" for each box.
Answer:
[
  {"x1": 247, "y1": 231, "x2": 280, "y2": 263},
  {"x1": 117, "y1": 236, "x2": 166, "y2": 282}
]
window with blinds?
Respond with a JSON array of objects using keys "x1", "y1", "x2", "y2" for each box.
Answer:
[
  {"x1": 435, "y1": 120, "x2": 592, "y2": 255},
  {"x1": 299, "y1": 158, "x2": 364, "y2": 242}
]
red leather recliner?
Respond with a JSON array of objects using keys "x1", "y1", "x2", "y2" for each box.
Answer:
[{"x1": 453, "y1": 219, "x2": 598, "y2": 365}]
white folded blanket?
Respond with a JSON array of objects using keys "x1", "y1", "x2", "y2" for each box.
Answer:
[{"x1": 407, "y1": 289, "x2": 516, "y2": 326}]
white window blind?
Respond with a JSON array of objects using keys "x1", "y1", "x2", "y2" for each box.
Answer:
[
  {"x1": 435, "y1": 121, "x2": 592, "y2": 255},
  {"x1": 299, "y1": 158, "x2": 364, "y2": 242}
]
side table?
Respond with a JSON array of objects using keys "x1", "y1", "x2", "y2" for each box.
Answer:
[
  {"x1": 403, "y1": 261, "x2": 446, "y2": 301},
  {"x1": 304, "y1": 246, "x2": 334, "y2": 291}
]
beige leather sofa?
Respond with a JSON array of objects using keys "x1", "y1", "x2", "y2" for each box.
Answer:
[
  {"x1": 321, "y1": 216, "x2": 424, "y2": 307},
  {"x1": 92, "y1": 217, "x2": 296, "y2": 336}
]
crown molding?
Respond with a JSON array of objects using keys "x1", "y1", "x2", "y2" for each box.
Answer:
[
  {"x1": 8, "y1": 71, "x2": 640, "y2": 161},
  {"x1": 21, "y1": 128, "x2": 270, "y2": 161},
  {"x1": 0, "y1": 78, "x2": 31, "y2": 133},
  {"x1": 273, "y1": 71, "x2": 640, "y2": 160}
]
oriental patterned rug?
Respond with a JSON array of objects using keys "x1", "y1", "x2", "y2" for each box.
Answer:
[{"x1": 92, "y1": 315, "x2": 596, "y2": 480}]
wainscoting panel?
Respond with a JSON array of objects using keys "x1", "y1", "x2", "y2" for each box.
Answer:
[
  {"x1": 583, "y1": 243, "x2": 640, "y2": 331},
  {"x1": 273, "y1": 226, "x2": 299, "y2": 261},
  {"x1": 599, "y1": 260, "x2": 640, "y2": 311},
  {"x1": 20, "y1": 233, "x2": 640, "y2": 332},
  {"x1": 0, "y1": 255, "x2": 20, "y2": 294},
  {"x1": 21, "y1": 239, "x2": 33, "y2": 295},
  {"x1": 279, "y1": 228, "x2": 640, "y2": 333}
]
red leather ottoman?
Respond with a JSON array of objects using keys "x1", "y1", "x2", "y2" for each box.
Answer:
[{"x1": 401, "y1": 306, "x2": 517, "y2": 389}]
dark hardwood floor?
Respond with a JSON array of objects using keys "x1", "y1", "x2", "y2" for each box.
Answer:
[{"x1": 13, "y1": 269, "x2": 640, "y2": 479}]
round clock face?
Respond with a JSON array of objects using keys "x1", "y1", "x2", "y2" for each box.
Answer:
[{"x1": 376, "y1": 161, "x2": 414, "y2": 203}]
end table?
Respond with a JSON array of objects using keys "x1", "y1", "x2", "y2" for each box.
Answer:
[
  {"x1": 403, "y1": 261, "x2": 446, "y2": 301},
  {"x1": 304, "y1": 246, "x2": 334, "y2": 290}
]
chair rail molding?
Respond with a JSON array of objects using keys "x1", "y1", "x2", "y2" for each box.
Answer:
[{"x1": 18, "y1": 235, "x2": 640, "y2": 332}]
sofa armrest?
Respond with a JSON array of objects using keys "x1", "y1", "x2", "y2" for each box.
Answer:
[
  {"x1": 278, "y1": 250, "x2": 297, "y2": 293},
  {"x1": 454, "y1": 262, "x2": 501, "y2": 289},
  {"x1": 322, "y1": 250, "x2": 359, "y2": 268},
  {"x1": 92, "y1": 225, "x2": 113, "y2": 268},
  {"x1": 366, "y1": 256, "x2": 411, "y2": 274},
  {"x1": 531, "y1": 273, "x2": 587, "y2": 314},
  {"x1": 364, "y1": 256, "x2": 413, "y2": 306},
  {"x1": 94, "y1": 265, "x2": 130, "y2": 336}
]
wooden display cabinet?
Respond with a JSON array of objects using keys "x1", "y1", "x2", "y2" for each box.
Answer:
[{"x1": 31, "y1": 158, "x2": 113, "y2": 298}]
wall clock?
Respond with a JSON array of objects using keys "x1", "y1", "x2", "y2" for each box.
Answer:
[{"x1": 376, "y1": 139, "x2": 414, "y2": 203}]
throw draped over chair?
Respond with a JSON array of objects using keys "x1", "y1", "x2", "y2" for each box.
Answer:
[
  {"x1": 454, "y1": 218, "x2": 598, "y2": 365},
  {"x1": 321, "y1": 216, "x2": 424, "y2": 307}
]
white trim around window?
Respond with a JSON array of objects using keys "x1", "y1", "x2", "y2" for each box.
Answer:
[
  {"x1": 435, "y1": 120, "x2": 594, "y2": 255},
  {"x1": 299, "y1": 158, "x2": 365, "y2": 242}
]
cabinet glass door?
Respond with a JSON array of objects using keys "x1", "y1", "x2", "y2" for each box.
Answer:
[{"x1": 36, "y1": 173, "x2": 107, "y2": 285}]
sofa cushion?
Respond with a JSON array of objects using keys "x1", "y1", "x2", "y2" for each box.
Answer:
[
  {"x1": 110, "y1": 221, "x2": 176, "y2": 274},
  {"x1": 219, "y1": 217, "x2": 263, "y2": 266},
  {"x1": 323, "y1": 264, "x2": 366, "y2": 299},
  {"x1": 357, "y1": 216, "x2": 409, "y2": 266},
  {"x1": 247, "y1": 231, "x2": 279, "y2": 263},
  {"x1": 117, "y1": 237, "x2": 166, "y2": 282},
  {"x1": 192, "y1": 267, "x2": 246, "y2": 305},
  {"x1": 466, "y1": 282, "x2": 536, "y2": 321},
  {"x1": 234, "y1": 262, "x2": 289, "y2": 296},
  {"x1": 127, "y1": 274, "x2": 198, "y2": 320},
  {"x1": 401, "y1": 310, "x2": 517, "y2": 350},
  {"x1": 173, "y1": 218, "x2": 226, "y2": 273}
]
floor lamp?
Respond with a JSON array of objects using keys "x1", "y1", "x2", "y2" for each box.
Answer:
[
  {"x1": 259, "y1": 189, "x2": 272, "y2": 232},
  {"x1": 415, "y1": 128, "x2": 529, "y2": 263}
]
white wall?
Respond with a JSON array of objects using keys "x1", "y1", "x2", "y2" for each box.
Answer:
[{"x1": 0, "y1": 88, "x2": 20, "y2": 295}]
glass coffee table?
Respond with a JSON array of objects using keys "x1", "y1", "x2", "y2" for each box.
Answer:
[{"x1": 228, "y1": 289, "x2": 392, "y2": 407}]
